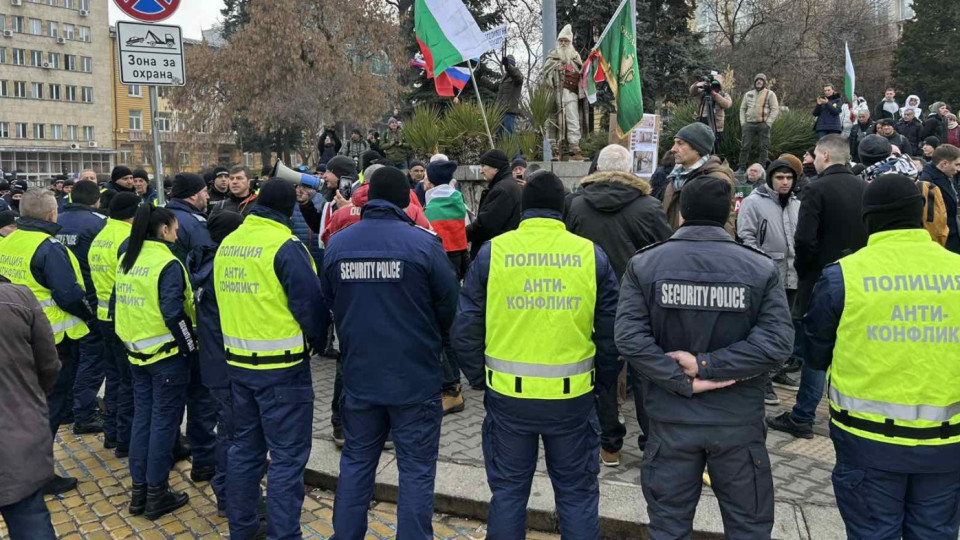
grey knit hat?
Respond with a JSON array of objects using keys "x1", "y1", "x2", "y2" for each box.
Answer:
[{"x1": 675, "y1": 122, "x2": 716, "y2": 157}]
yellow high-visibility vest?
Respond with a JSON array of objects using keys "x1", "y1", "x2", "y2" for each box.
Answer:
[
  {"x1": 484, "y1": 218, "x2": 597, "y2": 399},
  {"x1": 88, "y1": 219, "x2": 132, "y2": 321}
]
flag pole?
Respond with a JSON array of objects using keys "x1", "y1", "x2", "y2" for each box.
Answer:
[{"x1": 468, "y1": 60, "x2": 496, "y2": 149}]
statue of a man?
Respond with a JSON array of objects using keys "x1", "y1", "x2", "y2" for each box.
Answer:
[{"x1": 541, "y1": 24, "x2": 584, "y2": 159}]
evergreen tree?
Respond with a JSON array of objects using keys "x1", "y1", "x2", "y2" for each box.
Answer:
[
  {"x1": 892, "y1": 0, "x2": 960, "y2": 111},
  {"x1": 220, "y1": 0, "x2": 251, "y2": 40},
  {"x1": 397, "y1": 0, "x2": 505, "y2": 115}
]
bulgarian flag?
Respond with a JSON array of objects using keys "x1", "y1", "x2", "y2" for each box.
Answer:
[
  {"x1": 581, "y1": 0, "x2": 644, "y2": 137},
  {"x1": 844, "y1": 42, "x2": 856, "y2": 105},
  {"x1": 415, "y1": 0, "x2": 492, "y2": 81},
  {"x1": 424, "y1": 186, "x2": 468, "y2": 252}
]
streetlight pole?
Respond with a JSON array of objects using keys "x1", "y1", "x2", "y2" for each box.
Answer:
[{"x1": 542, "y1": 0, "x2": 556, "y2": 161}]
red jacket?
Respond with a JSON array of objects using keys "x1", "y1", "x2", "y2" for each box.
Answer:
[{"x1": 321, "y1": 183, "x2": 430, "y2": 245}]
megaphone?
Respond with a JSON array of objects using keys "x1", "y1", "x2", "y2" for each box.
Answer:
[{"x1": 273, "y1": 160, "x2": 320, "y2": 189}]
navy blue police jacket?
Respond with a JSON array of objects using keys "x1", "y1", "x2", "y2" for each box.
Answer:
[
  {"x1": 166, "y1": 199, "x2": 213, "y2": 264},
  {"x1": 452, "y1": 209, "x2": 621, "y2": 420},
  {"x1": 6, "y1": 217, "x2": 95, "y2": 324},
  {"x1": 615, "y1": 224, "x2": 794, "y2": 425},
  {"x1": 188, "y1": 244, "x2": 228, "y2": 388},
  {"x1": 805, "y1": 262, "x2": 960, "y2": 473},
  {"x1": 56, "y1": 203, "x2": 106, "y2": 305},
  {"x1": 321, "y1": 199, "x2": 460, "y2": 406}
]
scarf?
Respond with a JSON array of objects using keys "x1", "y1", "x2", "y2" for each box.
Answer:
[{"x1": 668, "y1": 155, "x2": 711, "y2": 191}]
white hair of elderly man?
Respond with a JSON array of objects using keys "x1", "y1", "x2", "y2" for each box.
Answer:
[{"x1": 596, "y1": 145, "x2": 633, "y2": 173}]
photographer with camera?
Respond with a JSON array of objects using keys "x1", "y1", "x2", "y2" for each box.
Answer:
[
  {"x1": 813, "y1": 84, "x2": 844, "y2": 138},
  {"x1": 496, "y1": 55, "x2": 524, "y2": 136},
  {"x1": 689, "y1": 71, "x2": 732, "y2": 151},
  {"x1": 737, "y1": 73, "x2": 781, "y2": 175}
]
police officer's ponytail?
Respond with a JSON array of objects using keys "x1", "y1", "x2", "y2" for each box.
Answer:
[{"x1": 120, "y1": 204, "x2": 177, "y2": 274}]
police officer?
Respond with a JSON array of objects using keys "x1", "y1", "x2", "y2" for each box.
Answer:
[
  {"x1": 323, "y1": 167, "x2": 459, "y2": 538},
  {"x1": 615, "y1": 176, "x2": 793, "y2": 539},
  {"x1": 0, "y1": 188, "x2": 94, "y2": 495},
  {"x1": 88, "y1": 193, "x2": 139, "y2": 458},
  {"x1": 451, "y1": 171, "x2": 620, "y2": 539},
  {"x1": 806, "y1": 174, "x2": 960, "y2": 538},
  {"x1": 187, "y1": 210, "x2": 244, "y2": 517},
  {"x1": 56, "y1": 180, "x2": 109, "y2": 438},
  {"x1": 215, "y1": 179, "x2": 329, "y2": 540},
  {"x1": 114, "y1": 203, "x2": 195, "y2": 519},
  {"x1": 165, "y1": 173, "x2": 218, "y2": 479}
]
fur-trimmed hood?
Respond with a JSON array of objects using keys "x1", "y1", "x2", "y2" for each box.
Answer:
[
  {"x1": 577, "y1": 170, "x2": 652, "y2": 214},
  {"x1": 578, "y1": 170, "x2": 651, "y2": 194}
]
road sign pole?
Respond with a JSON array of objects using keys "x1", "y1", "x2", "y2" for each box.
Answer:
[{"x1": 149, "y1": 85, "x2": 166, "y2": 205}]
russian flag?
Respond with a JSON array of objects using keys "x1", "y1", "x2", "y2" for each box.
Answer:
[
  {"x1": 410, "y1": 55, "x2": 427, "y2": 70},
  {"x1": 413, "y1": 56, "x2": 472, "y2": 97}
]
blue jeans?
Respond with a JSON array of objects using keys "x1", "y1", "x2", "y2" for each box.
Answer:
[
  {"x1": 0, "y1": 489, "x2": 56, "y2": 540},
  {"x1": 334, "y1": 394, "x2": 443, "y2": 539},
  {"x1": 228, "y1": 362, "x2": 314, "y2": 540},
  {"x1": 129, "y1": 354, "x2": 190, "y2": 486},
  {"x1": 74, "y1": 320, "x2": 107, "y2": 423},
  {"x1": 502, "y1": 113, "x2": 517, "y2": 136},
  {"x1": 482, "y1": 399, "x2": 601, "y2": 539},
  {"x1": 100, "y1": 321, "x2": 134, "y2": 449},
  {"x1": 48, "y1": 339, "x2": 79, "y2": 437},
  {"x1": 790, "y1": 319, "x2": 826, "y2": 425}
]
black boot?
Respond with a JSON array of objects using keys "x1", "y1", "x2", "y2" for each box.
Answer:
[
  {"x1": 190, "y1": 464, "x2": 216, "y2": 483},
  {"x1": 323, "y1": 322, "x2": 340, "y2": 358},
  {"x1": 129, "y1": 483, "x2": 147, "y2": 515},
  {"x1": 143, "y1": 482, "x2": 189, "y2": 520}
]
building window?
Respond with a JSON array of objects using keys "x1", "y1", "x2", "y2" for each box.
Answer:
[
  {"x1": 128, "y1": 85, "x2": 141, "y2": 97},
  {"x1": 129, "y1": 110, "x2": 142, "y2": 131},
  {"x1": 80, "y1": 86, "x2": 92, "y2": 103},
  {"x1": 28, "y1": 18, "x2": 41, "y2": 36},
  {"x1": 0, "y1": 15, "x2": 5, "y2": 31},
  {"x1": 78, "y1": 0, "x2": 89, "y2": 9},
  {"x1": 157, "y1": 86, "x2": 170, "y2": 98},
  {"x1": 120, "y1": 146, "x2": 132, "y2": 163},
  {"x1": 50, "y1": 124, "x2": 62, "y2": 140},
  {"x1": 14, "y1": 81, "x2": 26, "y2": 98},
  {"x1": 179, "y1": 152, "x2": 190, "y2": 164},
  {"x1": 16, "y1": 123, "x2": 28, "y2": 138},
  {"x1": 11, "y1": 16, "x2": 24, "y2": 34},
  {"x1": 64, "y1": 54, "x2": 76, "y2": 71},
  {"x1": 62, "y1": 23, "x2": 74, "y2": 40},
  {"x1": 47, "y1": 21, "x2": 58, "y2": 38},
  {"x1": 83, "y1": 126, "x2": 94, "y2": 141},
  {"x1": 0, "y1": 48, "x2": 5, "y2": 64},
  {"x1": 30, "y1": 50, "x2": 42, "y2": 67},
  {"x1": 0, "y1": 80, "x2": 6, "y2": 97},
  {"x1": 0, "y1": 122, "x2": 8, "y2": 138},
  {"x1": 31, "y1": 82, "x2": 42, "y2": 99},
  {"x1": 48, "y1": 83, "x2": 60, "y2": 100},
  {"x1": 80, "y1": 56, "x2": 91, "y2": 73},
  {"x1": 65, "y1": 85, "x2": 76, "y2": 102},
  {"x1": 47, "y1": 52, "x2": 59, "y2": 69},
  {"x1": 12, "y1": 48, "x2": 25, "y2": 66},
  {"x1": 156, "y1": 112, "x2": 172, "y2": 132},
  {"x1": 77, "y1": 26, "x2": 90, "y2": 42},
  {"x1": 64, "y1": 0, "x2": 74, "y2": 8},
  {"x1": 33, "y1": 123, "x2": 44, "y2": 139},
  {"x1": 47, "y1": 0, "x2": 58, "y2": 6},
  {"x1": 66, "y1": 125, "x2": 77, "y2": 140}
]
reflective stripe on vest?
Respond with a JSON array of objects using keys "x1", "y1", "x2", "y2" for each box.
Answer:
[
  {"x1": 483, "y1": 218, "x2": 597, "y2": 400},
  {"x1": 0, "y1": 229, "x2": 89, "y2": 344},
  {"x1": 89, "y1": 219, "x2": 132, "y2": 322},
  {"x1": 215, "y1": 215, "x2": 314, "y2": 370},
  {"x1": 115, "y1": 241, "x2": 194, "y2": 366},
  {"x1": 830, "y1": 229, "x2": 960, "y2": 446}
]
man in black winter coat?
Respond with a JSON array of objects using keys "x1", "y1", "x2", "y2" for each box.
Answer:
[
  {"x1": 919, "y1": 144, "x2": 960, "y2": 254},
  {"x1": 565, "y1": 143, "x2": 672, "y2": 466},
  {"x1": 767, "y1": 134, "x2": 868, "y2": 439},
  {"x1": 466, "y1": 150, "x2": 521, "y2": 259},
  {"x1": 895, "y1": 108, "x2": 924, "y2": 156},
  {"x1": 848, "y1": 110, "x2": 875, "y2": 162},
  {"x1": 921, "y1": 102, "x2": 950, "y2": 142},
  {"x1": 876, "y1": 119, "x2": 913, "y2": 156}
]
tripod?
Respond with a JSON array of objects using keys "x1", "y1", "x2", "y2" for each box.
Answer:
[{"x1": 700, "y1": 88, "x2": 720, "y2": 154}]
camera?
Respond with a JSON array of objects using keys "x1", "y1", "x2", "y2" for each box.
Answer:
[{"x1": 699, "y1": 71, "x2": 722, "y2": 93}]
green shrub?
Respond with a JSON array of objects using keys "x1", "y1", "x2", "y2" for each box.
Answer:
[
  {"x1": 404, "y1": 105, "x2": 444, "y2": 160},
  {"x1": 660, "y1": 98, "x2": 817, "y2": 170},
  {"x1": 579, "y1": 130, "x2": 611, "y2": 160}
]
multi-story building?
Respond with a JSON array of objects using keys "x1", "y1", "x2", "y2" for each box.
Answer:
[
  {"x1": 0, "y1": 0, "x2": 114, "y2": 183},
  {"x1": 109, "y1": 25, "x2": 265, "y2": 179}
]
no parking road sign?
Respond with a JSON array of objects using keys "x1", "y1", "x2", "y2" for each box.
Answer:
[
  {"x1": 117, "y1": 21, "x2": 185, "y2": 86},
  {"x1": 113, "y1": 0, "x2": 181, "y2": 22}
]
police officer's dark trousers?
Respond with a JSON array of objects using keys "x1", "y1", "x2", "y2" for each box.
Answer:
[
  {"x1": 100, "y1": 321, "x2": 134, "y2": 450},
  {"x1": 74, "y1": 322, "x2": 107, "y2": 424},
  {"x1": 832, "y1": 429, "x2": 960, "y2": 539},
  {"x1": 129, "y1": 354, "x2": 190, "y2": 486},
  {"x1": 641, "y1": 420, "x2": 773, "y2": 539},
  {"x1": 180, "y1": 360, "x2": 217, "y2": 469},
  {"x1": 48, "y1": 338, "x2": 79, "y2": 436},
  {"x1": 333, "y1": 393, "x2": 443, "y2": 539},
  {"x1": 482, "y1": 396, "x2": 601, "y2": 540},
  {"x1": 208, "y1": 386, "x2": 235, "y2": 510},
  {"x1": 227, "y1": 361, "x2": 314, "y2": 540}
]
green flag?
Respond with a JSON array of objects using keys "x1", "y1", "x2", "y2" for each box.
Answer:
[{"x1": 581, "y1": 0, "x2": 644, "y2": 137}]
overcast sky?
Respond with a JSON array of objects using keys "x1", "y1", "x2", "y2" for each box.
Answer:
[{"x1": 108, "y1": 1, "x2": 226, "y2": 40}]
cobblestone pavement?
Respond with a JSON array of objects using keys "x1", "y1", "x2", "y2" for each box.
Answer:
[
  {"x1": 0, "y1": 426, "x2": 558, "y2": 539},
  {"x1": 310, "y1": 356, "x2": 839, "y2": 508}
]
